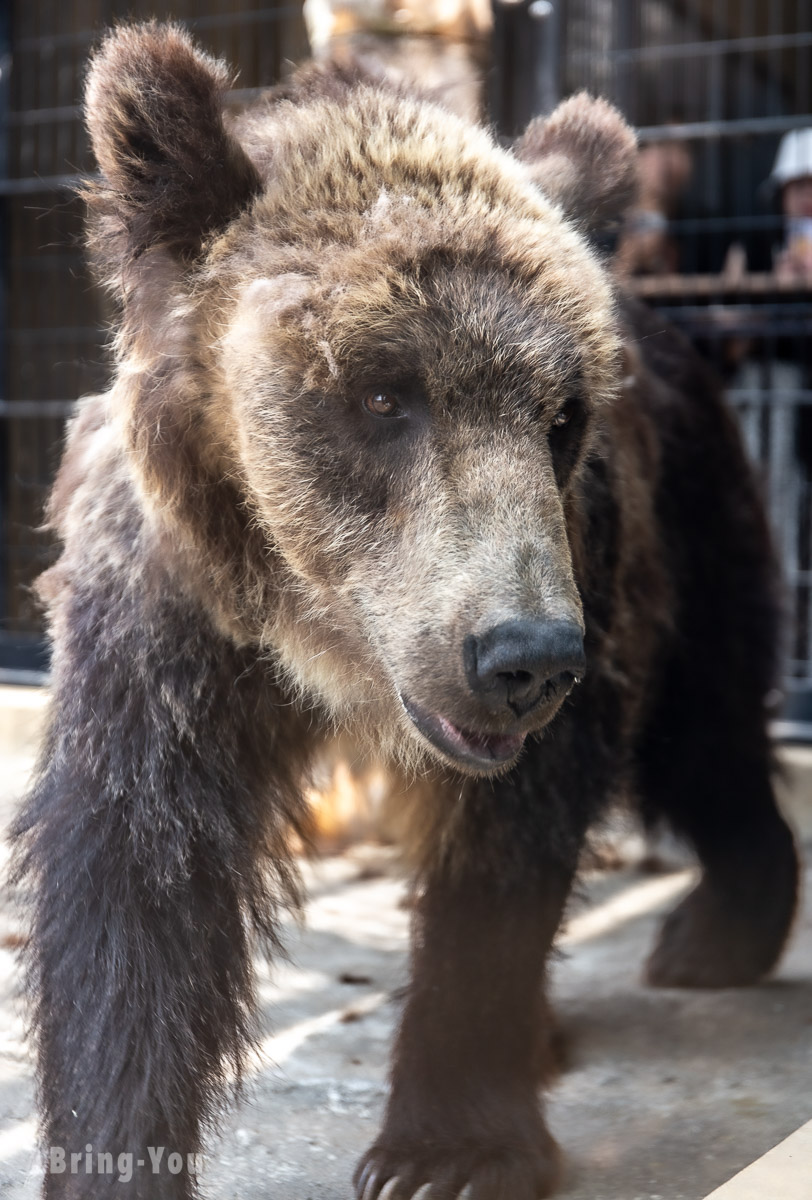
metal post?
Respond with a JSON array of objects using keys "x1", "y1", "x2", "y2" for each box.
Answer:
[
  {"x1": 490, "y1": 0, "x2": 564, "y2": 139},
  {"x1": 0, "y1": 4, "x2": 11, "y2": 638}
]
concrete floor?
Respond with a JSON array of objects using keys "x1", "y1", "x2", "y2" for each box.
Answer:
[{"x1": 0, "y1": 738, "x2": 810, "y2": 1200}]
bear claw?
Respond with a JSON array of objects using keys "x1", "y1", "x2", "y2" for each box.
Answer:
[{"x1": 355, "y1": 1136, "x2": 561, "y2": 1200}]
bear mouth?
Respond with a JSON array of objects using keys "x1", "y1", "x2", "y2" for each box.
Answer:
[{"x1": 400, "y1": 696, "x2": 526, "y2": 771}]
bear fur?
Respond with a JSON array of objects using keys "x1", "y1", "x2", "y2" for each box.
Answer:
[{"x1": 12, "y1": 22, "x2": 799, "y2": 1200}]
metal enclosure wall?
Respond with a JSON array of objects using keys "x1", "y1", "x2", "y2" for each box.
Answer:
[{"x1": 0, "y1": 1, "x2": 308, "y2": 681}]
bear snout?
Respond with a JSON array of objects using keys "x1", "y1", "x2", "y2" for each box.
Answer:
[{"x1": 463, "y1": 617, "x2": 586, "y2": 718}]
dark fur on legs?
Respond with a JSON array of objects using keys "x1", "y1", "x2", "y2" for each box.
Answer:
[
  {"x1": 627, "y1": 301, "x2": 800, "y2": 986},
  {"x1": 12, "y1": 524, "x2": 310, "y2": 1197},
  {"x1": 357, "y1": 867, "x2": 567, "y2": 1200},
  {"x1": 356, "y1": 675, "x2": 627, "y2": 1200}
]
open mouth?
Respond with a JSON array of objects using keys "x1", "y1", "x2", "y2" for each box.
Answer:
[{"x1": 400, "y1": 696, "x2": 526, "y2": 770}]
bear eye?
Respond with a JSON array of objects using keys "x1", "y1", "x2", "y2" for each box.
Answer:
[
  {"x1": 552, "y1": 400, "x2": 575, "y2": 429},
  {"x1": 363, "y1": 392, "x2": 402, "y2": 418}
]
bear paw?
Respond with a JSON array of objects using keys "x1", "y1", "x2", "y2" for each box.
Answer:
[
  {"x1": 354, "y1": 1126, "x2": 561, "y2": 1200},
  {"x1": 645, "y1": 878, "x2": 793, "y2": 989}
]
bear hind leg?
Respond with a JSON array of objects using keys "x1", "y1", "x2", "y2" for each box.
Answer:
[{"x1": 637, "y1": 670, "x2": 799, "y2": 989}]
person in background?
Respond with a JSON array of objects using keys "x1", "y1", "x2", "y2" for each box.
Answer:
[
  {"x1": 770, "y1": 128, "x2": 812, "y2": 282},
  {"x1": 614, "y1": 135, "x2": 693, "y2": 277},
  {"x1": 725, "y1": 129, "x2": 812, "y2": 631}
]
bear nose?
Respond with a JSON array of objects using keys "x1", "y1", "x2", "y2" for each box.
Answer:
[{"x1": 463, "y1": 618, "x2": 586, "y2": 718}]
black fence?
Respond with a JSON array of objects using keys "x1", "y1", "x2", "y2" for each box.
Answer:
[
  {"x1": 3, "y1": 0, "x2": 812, "y2": 732},
  {"x1": 0, "y1": 0, "x2": 309, "y2": 682}
]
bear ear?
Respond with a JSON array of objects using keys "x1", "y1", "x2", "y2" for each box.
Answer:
[
  {"x1": 84, "y1": 22, "x2": 261, "y2": 265},
  {"x1": 514, "y1": 93, "x2": 639, "y2": 231}
]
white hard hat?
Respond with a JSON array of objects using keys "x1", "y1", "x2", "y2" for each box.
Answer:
[{"x1": 770, "y1": 128, "x2": 812, "y2": 187}]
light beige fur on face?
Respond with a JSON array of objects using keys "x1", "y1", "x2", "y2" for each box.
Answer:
[{"x1": 75, "y1": 28, "x2": 637, "y2": 777}]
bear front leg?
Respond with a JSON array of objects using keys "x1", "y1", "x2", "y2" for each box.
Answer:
[
  {"x1": 11, "y1": 576, "x2": 309, "y2": 1198},
  {"x1": 356, "y1": 842, "x2": 574, "y2": 1200}
]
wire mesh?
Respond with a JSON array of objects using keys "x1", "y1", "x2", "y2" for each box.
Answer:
[{"x1": 0, "y1": 1, "x2": 309, "y2": 679}]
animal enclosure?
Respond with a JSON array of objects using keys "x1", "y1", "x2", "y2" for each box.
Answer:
[{"x1": 2, "y1": 0, "x2": 812, "y2": 737}]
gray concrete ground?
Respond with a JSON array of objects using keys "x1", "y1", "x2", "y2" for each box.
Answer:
[{"x1": 0, "y1": 716, "x2": 810, "y2": 1200}]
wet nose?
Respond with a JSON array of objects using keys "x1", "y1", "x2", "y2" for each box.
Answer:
[{"x1": 463, "y1": 618, "x2": 586, "y2": 717}]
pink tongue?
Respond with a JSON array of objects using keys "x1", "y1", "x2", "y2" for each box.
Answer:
[{"x1": 436, "y1": 715, "x2": 523, "y2": 759}]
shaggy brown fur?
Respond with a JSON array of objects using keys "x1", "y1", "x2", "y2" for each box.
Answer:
[
  {"x1": 12, "y1": 22, "x2": 799, "y2": 1200},
  {"x1": 515, "y1": 92, "x2": 640, "y2": 230}
]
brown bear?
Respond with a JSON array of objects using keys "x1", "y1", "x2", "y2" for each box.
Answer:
[{"x1": 12, "y1": 21, "x2": 799, "y2": 1200}]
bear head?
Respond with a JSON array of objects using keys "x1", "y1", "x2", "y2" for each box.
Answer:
[{"x1": 81, "y1": 23, "x2": 638, "y2": 776}]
